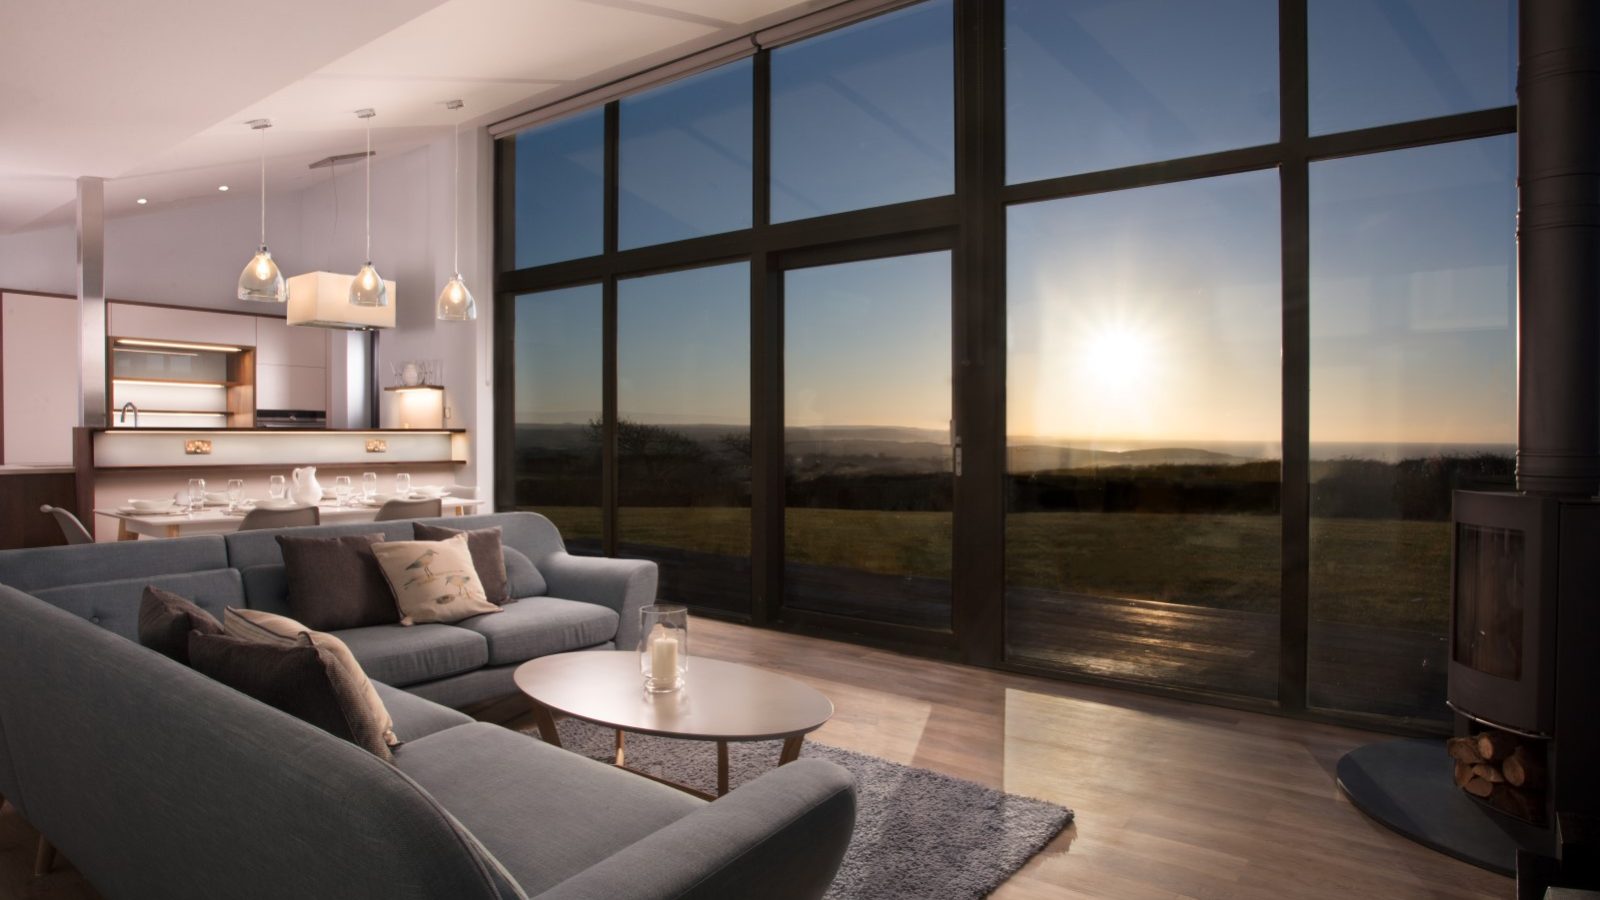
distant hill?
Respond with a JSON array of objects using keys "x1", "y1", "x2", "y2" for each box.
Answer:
[{"x1": 1007, "y1": 445, "x2": 1254, "y2": 473}]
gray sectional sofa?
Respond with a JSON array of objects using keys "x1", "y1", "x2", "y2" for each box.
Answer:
[{"x1": 0, "y1": 511, "x2": 856, "y2": 899}]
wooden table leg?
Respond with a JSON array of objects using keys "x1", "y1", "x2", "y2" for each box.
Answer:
[
  {"x1": 164, "y1": 525, "x2": 179, "y2": 538},
  {"x1": 117, "y1": 520, "x2": 134, "y2": 541},
  {"x1": 531, "y1": 703, "x2": 561, "y2": 747},
  {"x1": 779, "y1": 735, "x2": 805, "y2": 765},
  {"x1": 614, "y1": 729, "x2": 626, "y2": 766},
  {"x1": 34, "y1": 837, "x2": 56, "y2": 877},
  {"x1": 717, "y1": 741, "x2": 730, "y2": 797}
]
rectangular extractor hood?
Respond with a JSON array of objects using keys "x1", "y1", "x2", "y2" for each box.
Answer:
[{"x1": 286, "y1": 271, "x2": 395, "y2": 330}]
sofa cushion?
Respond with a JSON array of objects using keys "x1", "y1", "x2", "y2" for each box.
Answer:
[
  {"x1": 332, "y1": 623, "x2": 488, "y2": 687},
  {"x1": 31, "y1": 569, "x2": 244, "y2": 641},
  {"x1": 504, "y1": 547, "x2": 547, "y2": 599},
  {"x1": 277, "y1": 533, "x2": 399, "y2": 630},
  {"x1": 413, "y1": 523, "x2": 512, "y2": 604},
  {"x1": 190, "y1": 632, "x2": 393, "y2": 760},
  {"x1": 394, "y1": 722, "x2": 700, "y2": 895},
  {"x1": 454, "y1": 597, "x2": 619, "y2": 667},
  {"x1": 223, "y1": 608, "x2": 399, "y2": 754},
  {"x1": 372, "y1": 682, "x2": 473, "y2": 741},
  {"x1": 0, "y1": 535, "x2": 228, "y2": 593},
  {"x1": 371, "y1": 533, "x2": 501, "y2": 626},
  {"x1": 138, "y1": 586, "x2": 224, "y2": 665},
  {"x1": 413, "y1": 512, "x2": 565, "y2": 569}
]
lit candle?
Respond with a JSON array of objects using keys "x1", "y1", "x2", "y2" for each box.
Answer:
[{"x1": 651, "y1": 633, "x2": 679, "y2": 683}]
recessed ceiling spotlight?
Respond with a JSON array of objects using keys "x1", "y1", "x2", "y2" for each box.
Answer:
[
  {"x1": 136, "y1": 197, "x2": 148, "y2": 205},
  {"x1": 218, "y1": 185, "x2": 229, "y2": 192}
]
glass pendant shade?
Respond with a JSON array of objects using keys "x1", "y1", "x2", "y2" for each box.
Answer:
[
  {"x1": 349, "y1": 262, "x2": 389, "y2": 307},
  {"x1": 436, "y1": 273, "x2": 476, "y2": 321},
  {"x1": 238, "y1": 246, "x2": 286, "y2": 303}
]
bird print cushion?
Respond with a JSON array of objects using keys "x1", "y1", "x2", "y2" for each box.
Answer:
[{"x1": 370, "y1": 532, "x2": 502, "y2": 626}]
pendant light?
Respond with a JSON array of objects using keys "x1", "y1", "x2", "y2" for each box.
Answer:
[
  {"x1": 436, "y1": 99, "x2": 476, "y2": 321},
  {"x1": 237, "y1": 119, "x2": 286, "y2": 303},
  {"x1": 349, "y1": 108, "x2": 388, "y2": 308}
]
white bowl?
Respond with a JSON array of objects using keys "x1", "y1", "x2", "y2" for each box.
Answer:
[
  {"x1": 128, "y1": 498, "x2": 174, "y2": 511},
  {"x1": 412, "y1": 486, "x2": 446, "y2": 499}
]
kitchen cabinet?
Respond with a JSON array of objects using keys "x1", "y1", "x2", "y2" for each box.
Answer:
[
  {"x1": 256, "y1": 363, "x2": 327, "y2": 412},
  {"x1": 2, "y1": 292, "x2": 78, "y2": 464},
  {"x1": 255, "y1": 316, "x2": 327, "y2": 368},
  {"x1": 107, "y1": 302, "x2": 257, "y2": 347}
]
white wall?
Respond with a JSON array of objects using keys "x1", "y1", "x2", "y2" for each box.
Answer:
[{"x1": 0, "y1": 130, "x2": 496, "y2": 491}]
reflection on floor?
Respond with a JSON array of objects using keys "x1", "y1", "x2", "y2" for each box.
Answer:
[{"x1": 2, "y1": 618, "x2": 1495, "y2": 899}]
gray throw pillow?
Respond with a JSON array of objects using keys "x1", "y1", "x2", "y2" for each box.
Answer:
[
  {"x1": 138, "y1": 585, "x2": 224, "y2": 665},
  {"x1": 413, "y1": 523, "x2": 512, "y2": 604},
  {"x1": 503, "y1": 547, "x2": 546, "y2": 599},
  {"x1": 275, "y1": 533, "x2": 398, "y2": 630},
  {"x1": 189, "y1": 632, "x2": 394, "y2": 761}
]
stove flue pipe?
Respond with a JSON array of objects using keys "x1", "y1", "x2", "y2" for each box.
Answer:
[{"x1": 1516, "y1": 0, "x2": 1600, "y2": 497}]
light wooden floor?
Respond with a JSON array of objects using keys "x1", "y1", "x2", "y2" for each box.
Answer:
[{"x1": 1, "y1": 617, "x2": 1511, "y2": 899}]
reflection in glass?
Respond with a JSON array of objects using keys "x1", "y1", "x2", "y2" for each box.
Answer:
[
  {"x1": 514, "y1": 108, "x2": 605, "y2": 268},
  {"x1": 1005, "y1": 171, "x2": 1282, "y2": 699},
  {"x1": 1308, "y1": 136, "x2": 1515, "y2": 722},
  {"x1": 770, "y1": 0, "x2": 953, "y2": 223},
  {"x1": 1309, "y1": 0, "x2": 1515, "y2": 135},
  {"x1": 619, "y1": 61, "x2": 752, "y2": 250},
  {"x1": 784, "y1": 252, "x2": 952, "y2": 628},
  {"x1": 513, "y1": 284, "x2": 604, "y2": 553},
  {"x1": 618, "y1": 263, "x2": 751, "y2": 613},
  {"x1": 1006, "y1": 0, "x2": 1278, "y2": 184}
]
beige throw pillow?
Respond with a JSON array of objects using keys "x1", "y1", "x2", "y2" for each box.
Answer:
[
  {"x1": 222, "y1": 607, "x2": 399, "y2": 755},
  {"x1": 370, "y1": 532, "x2": 502, "y2": 626}
]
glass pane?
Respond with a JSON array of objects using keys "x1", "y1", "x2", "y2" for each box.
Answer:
[
  {"x1": 1006, "y1": 0, "x2": 1278, "y2": 184},
  {"x1": 618, "y1": 263, "x2": 751, "y2": 614},
  {"x1": 1005, "y1": 171, "x2": 1282, "y2": 699},
  {"x1": 512, "y1": 284, "x2": 604, "y2": 553},
  {"x1": 1308, "y1": 136, "x2": 1516, "y2": 722},
  {"x1": 619, "y1": 61, "x2": 753, "y2": 250},
  {"x1": 513, "y1": 108, "x2": 605, "y2": 268},
  {"x1": 1453, "y1": 525, "x2": 1524, "y2": 680},
  {"x1": 1309, "y1": 0, "x2": 1515, "y2": 135},
  {"x1": 784, "y1": 252, "x2": 952, "y2": 628},
  {"x1": 770, "y1": 0, "x2": 954, "y2": 223}
]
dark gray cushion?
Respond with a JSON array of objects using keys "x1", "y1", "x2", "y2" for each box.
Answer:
[
  {"x1": 224, "y1": 520, "x2": 416, "y2": 569},
  {"x1": 138, "y1": 586, "x2": 224, "y2": 665},
  {"x1": 32, "y1": 569, "x2": 245, "y2": 641},
  {"x1": 394, "y1": 723, "x2": 701, "y2": 895},
  {"x1": 372, "y1": 682, "x2": 473, "y2": 741},
  {"x1": 0, "y1": 535, "x2": 228, "y2": 593},
  {"x1": 276, "y1": 534, "x2": 399, "y2": 631},
  {"x1": 412, "y1": 512, "x2": 566, "y2": 567},
  {"x1": 413, "y1": 523, "x2": 512, "y2": 604},
  {"x1": 332, "y1": 624, "x2": 488, "y2": 687},
  {"x1": 503, "y1": 548, "x2": 547, "y2": 599},
  {"x1": 239, "y1": 564, "x2": 291, "y2": 616},
  {"x1": 189, "y1": 632, "x2": 392, "y2": 760},
  {"x1": 454, "y1": 597, "x2": 618, "y2": 666}
]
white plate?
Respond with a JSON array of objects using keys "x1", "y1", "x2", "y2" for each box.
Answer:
[
  {"x1": 127, "y1": 498, "x2": 176, "y2": 512},
  {"x1": 255, "y1": 498, "x2": 300, "y2": 510},
  {"x1": 118, "y1": 505, "x2": 184, "y2": 516}
]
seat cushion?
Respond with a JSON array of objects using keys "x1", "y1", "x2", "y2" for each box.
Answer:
[
  {"x1": 373, "y1": 682, "x2": 473, "y2": 741},
  {"x1": 394, "y1": 723, "x2": 701, "y2": 895},
  {"x1": 332, "y1": 623, "x2": 488, "y2": 687},
  {"x1": 453, "y1": 596, "x2": 619, "y2": 666}
]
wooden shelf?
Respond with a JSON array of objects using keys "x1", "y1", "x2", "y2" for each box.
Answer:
[
  {"x1": 111, "y1": 376, "x2": 231, "y2": 387},
  {"x1": 384, "y1": 385, "x2": 444, "y2": 391},
  {"x1": 114, "y1": 409, "x2": 228, "y2": 416}
]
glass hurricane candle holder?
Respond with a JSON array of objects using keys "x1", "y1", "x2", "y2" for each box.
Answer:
[{"x1": 639, "y1": 604, "x2": 688, "y2": 694}]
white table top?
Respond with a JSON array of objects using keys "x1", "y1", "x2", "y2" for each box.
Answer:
[{"x1": 94, "y1": 497, "x2": 487, "y2": 538}]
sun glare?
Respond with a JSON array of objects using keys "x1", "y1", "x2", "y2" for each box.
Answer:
[{"x1": 1078, "y1": 319, "x2": 1159, "y2": 397}]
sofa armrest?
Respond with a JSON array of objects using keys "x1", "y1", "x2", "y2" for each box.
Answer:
[
  {"x1": 535, "y1": 759, "x2": 855, "y2": 900},
  {"x1": 538, "y1": 553, "x2": 658, "y2": 650}
]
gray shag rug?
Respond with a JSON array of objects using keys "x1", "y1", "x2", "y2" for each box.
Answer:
[{"x1": 528, "y1": 718, "x2": 1074, "y2": 899}]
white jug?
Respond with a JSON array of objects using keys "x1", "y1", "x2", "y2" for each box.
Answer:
[{"x1": 290, "y1": 467, "x2": 323, "y2": 506}]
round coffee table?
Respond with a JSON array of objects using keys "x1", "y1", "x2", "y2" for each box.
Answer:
[{"x1": 514, "y1": 651, "x2": 833, "y2": 798}]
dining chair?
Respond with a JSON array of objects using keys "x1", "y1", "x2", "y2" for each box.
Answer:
[
  {"x1": 39, "y1": 505, "x2": 94, "y2": 545},
  {"x1": 374, "y1": 498, "x2": 443, "y2": 521},
  {"x1": 238, "y1": 506, "x2": 321, "y2": 531}
]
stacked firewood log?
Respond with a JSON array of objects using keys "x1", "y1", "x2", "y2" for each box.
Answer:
[{"x1": 1448, "y1": 731, "x2": 1546, "y2": 823}]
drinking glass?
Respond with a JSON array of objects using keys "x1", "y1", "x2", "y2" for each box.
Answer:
[
  {"x1": 268, "y1": 475, "x2": 287, "y2": 500},
  {"x1": 639, "y1": 604, "x2": 689, "y2": 693},
  {"x1": 226, "y1": 478, "x2": 244, "y2": 512},
  {"x1": 362, "y1": 472, "x2": 378, "y2": 502},
  {"x1": 187, "y1": 478, "x2": 206, "y2": 513},
  {"x1": 396, "y1": 473, "x2": 411, "y2": 497},
  {"x1": 333, "y1": 475, "x2": 353, "y2": 508}
]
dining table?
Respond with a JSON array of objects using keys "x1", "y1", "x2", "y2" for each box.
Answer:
[{"x1": 95, "y1": 497, "x2": 488, "y2": 541}]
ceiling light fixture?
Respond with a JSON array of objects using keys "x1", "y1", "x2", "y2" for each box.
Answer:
[
  {"x1": 436, "y1": 100, "x2": 476, "y2": 322},
  {"x1": 218, "y1": 185, "x2": 229, "y2": 192},
  {"x1": 237, "y1": 119, "x2": 286, "y2": 303},
  {"x1": 349, "y1": 108, "x2": 388, "y2": 308},
  {"x1": 136, "y1": 197, "x2": 148, "y2": 205}
]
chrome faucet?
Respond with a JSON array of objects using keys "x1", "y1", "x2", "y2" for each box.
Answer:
[{"x1": 118, "y1": 402, "x2": 139, "y2": 428}]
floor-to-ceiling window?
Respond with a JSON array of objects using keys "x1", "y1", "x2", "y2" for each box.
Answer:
[{"x1": 497, "y1": 0, "x2": 1517, "y2": 730}]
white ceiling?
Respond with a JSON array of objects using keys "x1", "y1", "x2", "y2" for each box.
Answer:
[{"x1": 0, "y1": 0, "x2": 824, "y2": 234}]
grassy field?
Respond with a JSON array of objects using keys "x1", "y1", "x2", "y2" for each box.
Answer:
[{"x1": 530, "y1": 505, "x2": 1450, "y2": 631}]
